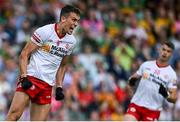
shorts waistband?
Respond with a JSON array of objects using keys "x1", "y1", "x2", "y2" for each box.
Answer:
[{"x1": 27, "y1": 75, "x2": 52, "y2": 88}]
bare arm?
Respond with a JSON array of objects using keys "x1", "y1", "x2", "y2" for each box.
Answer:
[
  {"x1": 167, "y1": 88, "x2": 177, "y2": 103},
  {"x1": 56, "y1": 55, "x2": 70, "y2": 87},
  {"x1": 19, "y1": 41, "x2": 40, "y2": 77}
]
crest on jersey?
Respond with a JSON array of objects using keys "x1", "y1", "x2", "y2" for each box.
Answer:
[
  {"x1": 65, "y1": 43, "x2": 70, "y2": 49},
  {"x1": 154, "y1": 69, "x2": 160, "y2": 75},
  {"x1": 56, "y1": 40, "x2": 62, "y2": 46}
]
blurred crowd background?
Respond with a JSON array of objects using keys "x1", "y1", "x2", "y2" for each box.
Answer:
[{"x1": 0, "y1": 0, "x2": 180, "y2": 121}]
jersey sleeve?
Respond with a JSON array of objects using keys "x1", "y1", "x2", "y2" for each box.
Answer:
[
  {"x1": 31, "y1": 25, "x2": 50, "y2": 46},
  {"x1": 66, "y1": 47, "x2": 73, "y2": 55},
  {"x1": 136, "y1": 62, "x2": 145, "y2": 76},
  {"x1": 66, "y1": 36, "x2": 77, "y2": 55},
  {"x1": 167, "y1": 73, "x2": 177, "y2": 89}
]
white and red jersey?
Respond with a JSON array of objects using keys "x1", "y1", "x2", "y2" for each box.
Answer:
[
  {"x1": 27, "y1": 23, "x2": 77, "y2": 86},
  {"x1": 131, "y1": 60, "x2": 177, "y2": 111}
]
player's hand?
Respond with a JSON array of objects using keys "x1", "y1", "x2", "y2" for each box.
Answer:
[
  {"x1": 55, "y1": 87, "x2": 64, "y2": 101},
  {"x1": 20, "y1": 77, "x2": 33, "y2": 90},
  {"x1": 159, "y1": 83, "x2": 168, "y2": 98},
  {"x1": 128, "y1": 77, "x2": 137, "y2": 86}
]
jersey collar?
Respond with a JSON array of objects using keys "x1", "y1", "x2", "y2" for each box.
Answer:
[
  {"x1": 156, "y1": 60, "x2": 169, "y2": 68},
  {"x1": 55, "y1": 23, "x2": 65, "y2": 39}
]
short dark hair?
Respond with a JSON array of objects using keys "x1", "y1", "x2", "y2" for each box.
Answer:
[
  {"x1": 60, "y1": 5, "x2": 80, "y2": 19},
  {"x1": 162, "y1": 41, "x2": 175, "y2": 50}
]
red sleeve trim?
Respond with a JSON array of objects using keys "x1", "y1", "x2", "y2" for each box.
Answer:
[{"x1": 32, "y1": 34, "x2": 41, "y2": 43}]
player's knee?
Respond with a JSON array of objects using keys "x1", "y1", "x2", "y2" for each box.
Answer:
[
  {"x1": 6, "y1": 109, "x2": 22, "y2": 121},
  {"x1": 123, "y1": 114, "x2": 130, "y2": 121},
  {"x1": 123, "y1": 114, "x2": 137, "y2": 121}
]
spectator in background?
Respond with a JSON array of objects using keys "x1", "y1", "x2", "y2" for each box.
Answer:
[
  {"x1": 124, "y1": 14, "x2": 148, "y2": 46},
  {"x1": 81, "y1": 7, "x2": 104, "y2": 42},
  {"x1": 174, "y1": 13, "x2": 180, "y2": 33},
  {"x1": 16, "y1": 18, "x2": 31, "y2": 44},
  {"x1": 113, "y1": 38, "x2": 136, "y2": 75}
]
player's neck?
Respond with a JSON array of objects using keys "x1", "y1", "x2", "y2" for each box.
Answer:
[
  {"x1": 156, "y1": 59, "x2": 169, "y2": 68},
  {"x1": 56, "y1": 23, "x2": 66, "y2": 38}
]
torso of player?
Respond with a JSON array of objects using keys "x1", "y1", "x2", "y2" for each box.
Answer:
[
  {"x1": 27, "y1": 23, "x2": 76, "y2": 86},
  {"x1": 131, "y1": 60, "x2": 177, "y2": 110}
]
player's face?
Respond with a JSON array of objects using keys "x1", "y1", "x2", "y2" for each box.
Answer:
[
  {"x1": 159, "y1": 44, "x2": 173, "y2": 62},
  {"x1": 64, "y1": 12, "x2": 80, "y2": 35}
]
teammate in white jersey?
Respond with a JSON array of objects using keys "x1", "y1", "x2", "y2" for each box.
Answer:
[
  {"x1": 6, "y1": 5, "x2": 80, "y2": 121},
  {"x1": 124, "y1": 41, "x2": 177, "y2": 121}
]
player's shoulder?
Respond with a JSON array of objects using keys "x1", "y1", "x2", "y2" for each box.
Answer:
[
  {"x1": 65, "y1": 34, "x2": 77, "y2": 44},
  {"x1": 37, "y1": 23, "x2": 54, "y2": 31},
  {"x1": 167, "y1": 65, "x2": 177, "y2": 76},
  {"x1": 34, "y1": 23, "x2": 55, "y2": 36},
  {"x1": 142, "y1": 60, "x2": 155, "y2": 66}
]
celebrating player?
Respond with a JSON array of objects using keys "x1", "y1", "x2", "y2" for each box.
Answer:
[
  {"x1": 124, "y1": 41, "x2": 177, "y2": 121},
  {"x1": 6, "y1": 5, "x2": 80, "y2": 121}
]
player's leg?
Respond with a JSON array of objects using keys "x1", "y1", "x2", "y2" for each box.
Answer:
[
  {"x1": 123, "y1": 103, "x2": 140, "y2": 121},
  {"x1": 30, "y1": 103, "x2": 51, "y2": 121},
  {"x1": 30, "y1": 80, "x2": 52, "y2": 121},
  {"x1": 124, "y1": 114, "x2": 138, "y2": 121},
  {"x1": 6, "y1": 92, "x2": 30, "y2": 120}
]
